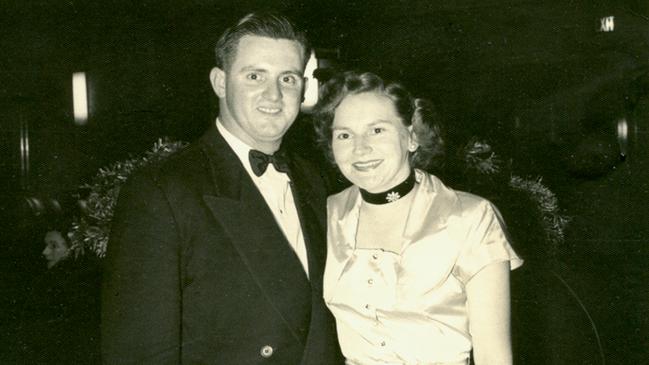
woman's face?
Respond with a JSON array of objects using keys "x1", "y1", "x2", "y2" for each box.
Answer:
[
  {"x1": 331, "y1": 92, "x2": 415, "y2": 193},
  {"x1": 42, "y1": 231, "x2": 69, "y2": 269}
]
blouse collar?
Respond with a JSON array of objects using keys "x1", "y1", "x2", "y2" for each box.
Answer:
[{"x1": 336, "y1": 169, "x2": 459, "y2": 253}]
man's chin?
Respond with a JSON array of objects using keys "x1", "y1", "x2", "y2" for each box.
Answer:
[{"x1": 258, "y1": 125, "x2": 293, "y2": 139}]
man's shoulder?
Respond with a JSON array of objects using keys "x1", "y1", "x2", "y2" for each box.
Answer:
[
  {"x1": 157, "y1": 141, "x2": 205, "y2": 174},
  {"x1": 289, "y1": 154, "x2": 318, "y2": 176},
  {"x1": 123, "y1": 140, "x2": 209, "y2": 192},
  {"x1": 288, "y1": 152, "x2": 343, "y2": 196},
  {"x1": 288, "y1": 153, "x2": 328, "y2": 184}
]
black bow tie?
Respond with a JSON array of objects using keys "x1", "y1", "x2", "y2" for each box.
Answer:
[{"x1": 249, "y1": 149, "x2": 290, "y2": 176}]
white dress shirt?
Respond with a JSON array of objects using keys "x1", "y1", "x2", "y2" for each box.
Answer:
[
  {"x1": 216, "y1": 119, "x2": 309, "y2": 278},
  {"x1": 324, "y1": 170, "x2": 523, "y2": 365}
]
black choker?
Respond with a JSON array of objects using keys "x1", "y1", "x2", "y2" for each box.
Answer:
[{"x1": 360, "y1": 171, "x2": 416, "y2": 205}]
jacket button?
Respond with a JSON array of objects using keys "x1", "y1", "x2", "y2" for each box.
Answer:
[{"x1": 260, "y1": 345, "x2": 274, "y2": 358}]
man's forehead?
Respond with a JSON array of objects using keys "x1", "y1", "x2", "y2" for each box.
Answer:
[
  {"x1": 236, "y1": 34, "x2": 303, "y2": 50},
  {"x1": 230, "y1": 35, "x2": 305, "y2": 69}
]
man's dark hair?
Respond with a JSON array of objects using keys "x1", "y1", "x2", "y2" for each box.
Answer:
[{"x1": 214, "y1": 12, "x2": 311, "y2": 71}]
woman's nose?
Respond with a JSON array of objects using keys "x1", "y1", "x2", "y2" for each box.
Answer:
[{"x1": 353, "y1": 136, "x2": 372, "y2": 154}]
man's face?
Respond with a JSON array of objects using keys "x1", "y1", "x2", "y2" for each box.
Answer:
[{"x1": 211, "y1": 35, "x2": 305, "y2": 154}]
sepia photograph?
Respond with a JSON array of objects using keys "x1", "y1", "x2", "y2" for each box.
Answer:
[{"x1": 1, "y1": 1, "x2": 647, "y2": 364}]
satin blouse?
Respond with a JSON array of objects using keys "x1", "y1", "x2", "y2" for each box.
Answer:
[{"x1": 323, "y1": 170, "x2": 523, "y2": 365}]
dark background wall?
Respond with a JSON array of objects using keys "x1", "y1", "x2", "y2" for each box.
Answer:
[{"x1": 1, "y1": 1, "x2": 647, "y2": 363}]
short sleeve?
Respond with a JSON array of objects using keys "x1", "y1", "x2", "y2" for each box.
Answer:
[{"x1": 453, "y1": 200, "x2": 523, "y2": 284}]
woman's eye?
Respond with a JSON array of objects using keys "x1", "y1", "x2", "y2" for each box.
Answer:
[
  {"x1": 335, "y1": 132, "x2": 350, "y2": 140},
  {"x1": 371, "y1": 127, "x2": 384, "y2": 134}
]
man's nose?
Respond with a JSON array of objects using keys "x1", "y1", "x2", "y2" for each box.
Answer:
[{"x1": 262, "y1": 80, "x2": 282, "y2": 101}]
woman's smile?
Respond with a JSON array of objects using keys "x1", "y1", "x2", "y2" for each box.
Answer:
[{"x1": 352, "y1": 159, "x2": 383, "y2": 171}]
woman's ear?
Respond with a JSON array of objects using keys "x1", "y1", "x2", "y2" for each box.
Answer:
[
  {"x1": 408, "y1": 126, "x2": 419, "y2": 152},
  {"x1": 209, "y1": 67, "x2": 226, "y2": 98}
]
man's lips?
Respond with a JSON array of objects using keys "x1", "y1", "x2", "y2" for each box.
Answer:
[
  {"x1": 352, "y1": 159, "x2": 382, "y2": 172},
  {"x1": 257, "y1": 106, "x2": 282, "y2": 114}
]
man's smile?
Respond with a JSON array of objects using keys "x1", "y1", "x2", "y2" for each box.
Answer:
[{"x1": 257, "y1": 106, "x2": 282, "y2": 114}]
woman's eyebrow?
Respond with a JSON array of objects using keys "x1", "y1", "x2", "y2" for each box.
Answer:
[{"x1": 367, "y1": 120, "x2": 394, "y2": 126}]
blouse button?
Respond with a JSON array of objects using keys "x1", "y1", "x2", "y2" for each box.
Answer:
[
  {"x1": 367, "y1": 278, "x2": 374, "y2": 285},
  {"x1": 260, "y1": 345, "x2": 274, "y2": 358},
  {"x1": 380, "y1": 341, "x2": 386, "y2": 347},
  {"x1": 372, "y1": 253, "x2": 379, "y2": 260}
]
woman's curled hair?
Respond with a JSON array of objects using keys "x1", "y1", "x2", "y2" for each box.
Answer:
[{"x1": 313, "y1": 71, "x2": 445, "y2": 172}]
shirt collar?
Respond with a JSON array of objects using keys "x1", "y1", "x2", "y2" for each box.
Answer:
[
  {"x1": 215, "y1": 118, "x2": 289, "y2": 181},
  {"x1": 216, "y1": 118, "x2": 256, "y2": 177}
]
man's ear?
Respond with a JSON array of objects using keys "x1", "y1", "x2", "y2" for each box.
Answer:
[
  {"x1": 301, "y1": 76, "x2": 308, "y2": 102},
  {"x1": 210, "y1": 67, "x2": 226, "y2": 98}
]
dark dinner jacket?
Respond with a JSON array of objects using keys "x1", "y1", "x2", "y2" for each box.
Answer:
[{"x1": 101, "y1": 125, "x2": 343, "y2": 364}]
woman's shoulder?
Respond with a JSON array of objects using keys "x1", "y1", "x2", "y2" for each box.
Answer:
[
  {"x1": 327, "y1": 185, "x2": 358, "y2": 214},
  {"x1": 453, "y1": 189, "x2": 496, "y2": 214},
  {"x1": 420, "y1": 170, "x2": 493, "y2": 214}
]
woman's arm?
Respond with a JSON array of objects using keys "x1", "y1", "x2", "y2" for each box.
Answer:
[{"x1": 466, "y1": 261, "x2": 512, "y2": 365}]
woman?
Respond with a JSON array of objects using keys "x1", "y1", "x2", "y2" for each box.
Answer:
[
  {"x1": 42, "y1": 229, "x2": 71, "y2": 268},
  {"x1": 314, "y1": 71, "x2": 523, "y2": 365},
  {"x1": 18, "y1": 226, "x2": 101, "y2": 364}
]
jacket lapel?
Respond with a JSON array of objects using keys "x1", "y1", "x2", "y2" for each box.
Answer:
[
  {"x1": 198, "y1": 126, "x2": 311, "y2": 343},
  {"x1": 286, "y1": 157, "x2": 328, "y2": 291},
  {"x1": 285, "y1": 152, "x2": 340, "y2": 365}
]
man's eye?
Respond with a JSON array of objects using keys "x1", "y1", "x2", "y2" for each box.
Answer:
[
  {"x1": 282, "y1": 75, "x2": 297, "y2": 85},
  {"x1": 247, "y1": 73, "x2": 261, "y2": 81},
  {"x1": 371, "y1": 127, "x2": 384, "y2": 134}
]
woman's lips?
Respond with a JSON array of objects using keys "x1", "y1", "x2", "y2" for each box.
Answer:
[{"x1": 352, "y1": 159, "x2": 382, "y2": 172}]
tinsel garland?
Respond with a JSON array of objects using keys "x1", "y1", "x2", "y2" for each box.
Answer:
[
  {"x1": 509, "y1": 176, "x2": 570, "y2": 250},
  {"x1": 68, "y1": 136, "x2": 568, "y2": 259},
  {"x1": 68, "y1": 138, "x2": 188, "y2": 258},
  {"x1": 459, "y1": 138, "x2": 570, "y2": 256}
]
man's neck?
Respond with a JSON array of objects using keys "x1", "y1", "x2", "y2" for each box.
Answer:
[{"x1": 217, "y1": 117, "x2": 281, "y2": 154}]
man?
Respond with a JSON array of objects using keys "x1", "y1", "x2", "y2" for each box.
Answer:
[{"x1": 102, "y1": 12, "x2": 343, "y2": 364}]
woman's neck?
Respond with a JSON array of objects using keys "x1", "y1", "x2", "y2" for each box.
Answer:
[{"x1": 355, "y1": 187, "x2": 416, "y2": 253}]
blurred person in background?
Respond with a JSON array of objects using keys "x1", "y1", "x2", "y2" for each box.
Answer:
[{"x1": 17, "y1": 221, "x2": 101, "y2": 364}]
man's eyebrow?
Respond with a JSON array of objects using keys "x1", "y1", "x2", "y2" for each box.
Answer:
[
  {"x1": 238, "y1": 66, "x2": 267, "y2": 73},
  {"x1": 236, "y1": 66, "x2": 303, "y2": 75},
  {"x1": 282, "y1": 69, "x2": 303, "y2": 76}
]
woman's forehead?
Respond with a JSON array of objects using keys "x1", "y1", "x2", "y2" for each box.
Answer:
[{"x1": 333, "y1": 92, "x2": 402, "y2": 128}]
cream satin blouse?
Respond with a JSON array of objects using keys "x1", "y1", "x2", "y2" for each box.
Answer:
[{"x1": 323, "y1": 170, "x2": 523, "y2": 365}]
